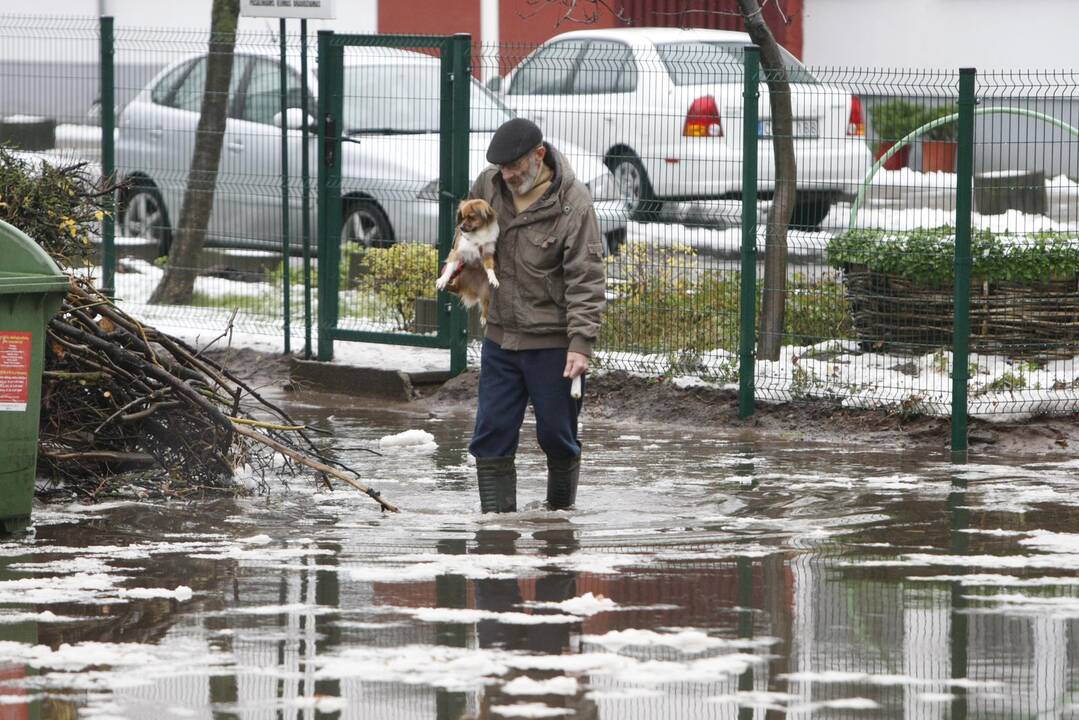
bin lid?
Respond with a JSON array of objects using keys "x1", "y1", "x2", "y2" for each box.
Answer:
[{"x1": 0, "y1": 219, "x2": 70, "y2": 295}]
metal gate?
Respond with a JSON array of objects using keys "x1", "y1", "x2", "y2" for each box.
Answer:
[{"x1": 316, "y1": 32, "x2": 471, "y2": 374}]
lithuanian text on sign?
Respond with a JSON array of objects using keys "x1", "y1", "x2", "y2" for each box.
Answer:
[
  {"x1": 241, "y1": 0, "x2": 336, "y2": 19},
  {"x1": 0, "y1": 332, "x2": 31, "y2": 412}
]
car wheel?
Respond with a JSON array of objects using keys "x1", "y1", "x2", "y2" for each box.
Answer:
[
  {"x1": 789, "y1": 192, "x2": 833, "y2": 231},
  {"x1": 341, "y1": 199, "x2": 394, "y2": 249},
  {"x1": 121, "y1": 182, "x2": 172, "y2": 256},
  {"x1": 606, "y1": 151, "x2": 661, "y2": 222}
]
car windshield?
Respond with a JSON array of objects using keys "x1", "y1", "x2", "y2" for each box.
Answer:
[
  {"x1": 342, "y1": 62, "x2": 513, "y2": 134},
  {"x1": 657, "y1": 41, "x2": 818, "y2": 85}
]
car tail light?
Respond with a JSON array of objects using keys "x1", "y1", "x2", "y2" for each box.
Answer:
[
  {"x1": 847, "y1": 95, "x2": 865, "y2": 137},
  {"x1": 683, "y1": 96, "x2": 723, "y2": 137}
]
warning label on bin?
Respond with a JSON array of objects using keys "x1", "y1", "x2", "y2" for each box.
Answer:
[{"x1": 0, "y1": 332, "x2": 32, "y2": 412}]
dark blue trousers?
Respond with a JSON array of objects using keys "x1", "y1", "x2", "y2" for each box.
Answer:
[{"x1": 469, "y1": 339, "x2": 583, "y2": 460}]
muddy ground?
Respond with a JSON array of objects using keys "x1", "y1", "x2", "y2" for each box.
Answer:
[
  {"x1": 211, "y1": 347, "x2": 1079, "y2": 460},
  {"x1": 416, "y1": 367, "x2": 1079, "y2": 460}
]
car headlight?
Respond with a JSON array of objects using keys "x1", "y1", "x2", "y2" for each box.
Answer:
[
  {"x1": 417, "y1": 179, "x2": 439, "y2": 201},
  {"x1": 586, "y1": 171, "x2": 620, "y2": 201}
]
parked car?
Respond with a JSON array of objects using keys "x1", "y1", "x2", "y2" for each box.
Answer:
[
  {"x1": 116, "y1": 47, "x2": 627, "y2": 257},
  {"x1": 497, "y1": 27, "x2": 872, "y2": 229}
]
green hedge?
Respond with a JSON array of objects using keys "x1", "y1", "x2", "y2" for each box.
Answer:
[{"x1": 826, "y1": 227, "x2": 1079, "y2": 285}]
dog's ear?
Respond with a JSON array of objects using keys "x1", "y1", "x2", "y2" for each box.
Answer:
[
  {"x1": 480, "y1": 201, "x2": 495, "y2": 224},
  {"x1": 456, "y1": 204, "x2": 465, "y2": 224}
]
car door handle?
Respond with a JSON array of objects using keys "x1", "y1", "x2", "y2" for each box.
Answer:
[
  {"x1": 148, "y1": 128, "x2": 163, "y2": 139},
  {"x1": 603, "y1": 116, "x2": 614, "y2": 123},
  {"x1": 226, "y1": 140, "x2": 244, "y2": 153}
]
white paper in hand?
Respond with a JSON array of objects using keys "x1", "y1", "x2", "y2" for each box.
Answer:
[{"x1": 570, "y1": 375, "x2": 582, "y2": 399}]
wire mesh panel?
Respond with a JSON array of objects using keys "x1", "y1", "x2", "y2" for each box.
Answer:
[
  {"x1": 748, "y1": 67, "x2": 960, "y2": 415},
  {"x1": 960, "y1": 70, "x2": 1079, "y2": 419},
  {"x1": 5, "y1": 14, "x2": 1079, "y2": 420},
  {"x1": 819, "y1": 69, "x2": 1079, "y2": 419},
  {"x1": 329, "y1": 41, "x2": 456, "y2": 337},
  {"x1": 111, "y1": 24, "x2": 312, "y2": 338},
  {"x1": 490, "y1": 34, "x2": 750, "y2": 378},
  {"x1": 0, "y1": 16, "x2": 102, "y2": 160}
]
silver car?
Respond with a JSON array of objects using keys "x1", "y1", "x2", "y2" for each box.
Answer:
[{"x1": 116, "y1": 47, "x2": 627, "y2": 257}]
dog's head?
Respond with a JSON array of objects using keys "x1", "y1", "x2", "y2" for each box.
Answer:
[{"x1": 457, "y1": 198, "x2": 496, "y2": 233}]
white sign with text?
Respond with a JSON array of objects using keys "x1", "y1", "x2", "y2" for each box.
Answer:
[{"x1": 241, "y1": 0, "x2": 336, "y2": 19}]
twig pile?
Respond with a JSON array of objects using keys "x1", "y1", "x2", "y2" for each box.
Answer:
[{"x1": 39, "y1": 277, "x2": 397, "y2": 511}]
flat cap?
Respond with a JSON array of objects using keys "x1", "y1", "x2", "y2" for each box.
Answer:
[{"x1": 486, "y1": 117, "x2": 543, "y2": 165}]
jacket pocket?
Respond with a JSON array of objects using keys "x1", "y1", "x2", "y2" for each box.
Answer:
[
  {"x1": 545, "y1": 274, "x2": 566, "y2": 309},
  {"x1": 520, "y1": 229, "x2": 561, "y2": 273}
]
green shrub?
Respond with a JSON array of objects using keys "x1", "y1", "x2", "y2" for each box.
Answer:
[
  {"x1": 921, "y1": 103, "x2": 958, "y2": 141},
  {"x1": 826, "y1": 226, "x2": 1079, "y2": 285},
  {"x1": 0, "y1": 146, "x2": 111, "y2": 269},
  {"x1": 359, "y1": 243, "x2": 438, "y2": 330},
  {"x1": 600, "y1": 241, "x2": 853, "y2": 355},
  {"x1": 869, "y1": 99, "x2": 927, "y2": 143}
]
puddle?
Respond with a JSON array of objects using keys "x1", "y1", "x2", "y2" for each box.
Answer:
[{"x1": 0, "y1": 400, "x2": 1077, "y2": 717}]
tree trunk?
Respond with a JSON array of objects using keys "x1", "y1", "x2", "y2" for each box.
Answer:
[
  {"x1": 149, "y1": 0, "x2": 240, "y2": 305},
  {"x1": 737, "y1": 0, "x2": 796, "y2": 361}
]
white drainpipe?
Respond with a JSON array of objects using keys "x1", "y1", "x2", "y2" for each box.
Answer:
[{"x1": 480, "y1": 0, "x2": 499, "y2": 85}]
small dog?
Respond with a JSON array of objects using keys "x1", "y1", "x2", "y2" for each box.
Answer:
[{"x1": 435, "y1": 198, "x2": 500, "y2": 324}]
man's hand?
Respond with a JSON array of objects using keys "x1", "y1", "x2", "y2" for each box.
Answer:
[{"x1": 563, "y1": 351, "x2": 589, "y2": 379}]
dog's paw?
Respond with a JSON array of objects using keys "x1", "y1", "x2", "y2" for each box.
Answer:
[
  {"x1": 435, "y1": 277, "x2": 448, "y2": 291},
  {"x1": 487, "y1": 272, "x2": 500, "y2": 289}
]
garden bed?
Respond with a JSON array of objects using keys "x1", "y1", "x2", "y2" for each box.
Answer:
[
  {"x1": 828, "y1": 227, "x2": 1079, "y2": 358},
  {"x1": 842, "y1": 264, "x2": 1079, "y2": 356}
]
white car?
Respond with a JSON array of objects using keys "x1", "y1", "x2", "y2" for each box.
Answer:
[
  {"x1": 499, "y1": 27, "x2": 872, "y2": 228},
  {"x1": 116, "y1": 47, "x2": 627, "y2": 256}
]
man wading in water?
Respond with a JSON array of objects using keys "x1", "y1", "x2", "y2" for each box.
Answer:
[{"x1": 466, "y1": 118, "x2": 607, "y2": 513}]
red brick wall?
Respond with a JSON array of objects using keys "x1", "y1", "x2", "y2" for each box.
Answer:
[
  {"x1": 378, "y1": 0, "x2": 804, "y2": 77},
  {"x1": 378, "y1": 0, "x2": 481, "y2": 41}
]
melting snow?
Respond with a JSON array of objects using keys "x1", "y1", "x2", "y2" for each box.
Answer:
[{"x1": 380, "y1": 429, "x2": 438, "y2": 453}]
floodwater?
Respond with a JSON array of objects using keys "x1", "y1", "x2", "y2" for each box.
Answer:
[{"x1": 3, "y1": 393, "x2": 1079, "y2": 719}]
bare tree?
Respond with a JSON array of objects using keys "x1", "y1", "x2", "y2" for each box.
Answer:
[
  {"x1": 149, "y1": 0, "x2": 240, "y2": 305},
  {"x1": 736, "y1": 0, "x2": 795, "y2": 361}
]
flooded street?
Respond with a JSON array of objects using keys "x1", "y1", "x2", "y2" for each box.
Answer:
[{"x1": 3, "y1": 393, "x2": 1079, "y2": 718}]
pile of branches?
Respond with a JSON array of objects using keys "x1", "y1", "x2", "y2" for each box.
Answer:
[
  {"x1": 40, "y1": 278, "x2": 396, "y2": 510},
  {"x1": 1, "y1": 147, "x2": 396, "y2": 511}
]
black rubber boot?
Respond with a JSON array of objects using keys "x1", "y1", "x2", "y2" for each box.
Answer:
[
  {"x1": 545, "y1": 454, "x2": 580, "y2": 510},
  {"x1": 476, "y1": 455, "x2": 517, "y2": 513}
]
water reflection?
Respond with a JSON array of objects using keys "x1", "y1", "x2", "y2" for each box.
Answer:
[{"x1": 0, "y1": 407, "x2": 1078, "y2": 717}]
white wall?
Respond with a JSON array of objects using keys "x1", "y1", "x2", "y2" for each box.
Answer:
[
  {"x1": 5, "y1": 0, "x2": 377, "y2": 34},
  {"x1": 803, "y1": 0, "x2": 1077, "y2": 69}
]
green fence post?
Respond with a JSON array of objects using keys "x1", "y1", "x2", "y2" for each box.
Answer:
[
  {"x1": 738, "y1": 45, "x2": 760, "y2": 419},
  {"x1": 300, "y1": 19, "x2": 312, "y2": 360},
  {"x1": 99, "y1": 15, "x2": 115, "y2": 299},
  {"x1": 279, "y1": 19, "x2": 291, "y2": 355},
  {"x1": 951, "y1": 68, "x2": 976, "y2": 461},
  {"x1": 316, "y1": 31, "x2": 342, "y2": 361},
  {"x1": 443, "y1": 34, "x2": 471, "y2": 377}
]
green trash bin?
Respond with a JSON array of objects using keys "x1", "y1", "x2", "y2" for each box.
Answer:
[{"x1": 0, "y1": 220, "x2": 69, "y2": 533}]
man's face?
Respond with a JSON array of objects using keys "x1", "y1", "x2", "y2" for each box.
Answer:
[{"x1": 499, "y1": 147, "x2": 543, "y2": 196}]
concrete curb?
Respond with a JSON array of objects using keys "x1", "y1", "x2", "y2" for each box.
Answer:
[{"x1": 289, "y1": 358, "x2": 450, "y2": 401}]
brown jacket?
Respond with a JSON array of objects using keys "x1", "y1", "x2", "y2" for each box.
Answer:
[{"x1": 469, "y1": 144, "x2": 606, "y2": 356}]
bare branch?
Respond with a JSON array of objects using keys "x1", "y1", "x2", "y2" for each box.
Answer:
[
  {"x1": 518, "y1": 0, "x2": 631, "y2": 26},
  {"x1": 646, "y1": 0, "x2": 793, "y2": 27}
]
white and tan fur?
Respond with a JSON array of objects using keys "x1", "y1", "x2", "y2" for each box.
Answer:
[{"x1": 435, "y1": 198, "x2": 500, "y2": 324}]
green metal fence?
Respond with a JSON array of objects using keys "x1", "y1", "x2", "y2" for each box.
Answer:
[
  {"x1": 315, "y1": 31, "x2": 471, "y2": 374},
  {"x1": 4, "y1": 15, "x2": 1079, "y2": 447}
]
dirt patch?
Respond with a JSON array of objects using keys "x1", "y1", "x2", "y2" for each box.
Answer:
[
  {"x1": 421, "y1": 368, "x2": 1079, "y2": 459},
  {"x1": 217, "y1": 346, "x2": 1079, "y2": 460}
]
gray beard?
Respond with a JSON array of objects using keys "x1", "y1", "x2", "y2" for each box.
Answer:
[{"x1": 509, "y1": 162, "x2": 542, "y2": 196}]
